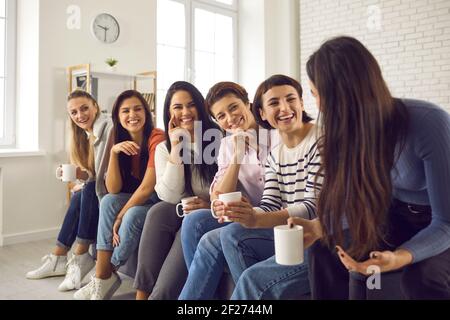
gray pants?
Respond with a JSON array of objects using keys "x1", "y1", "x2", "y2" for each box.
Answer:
[{"x1": 133, "y1": 201, "x2": 188, "y2": 299}]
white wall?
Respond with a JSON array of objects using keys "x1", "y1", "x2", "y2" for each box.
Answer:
[
  {"x1": 238, "y1": 0, "x2": 300, "y2": 98},
  {"x1": 0, "y1": 0, "x2": 156, "y2": 245},
  {"x1": 300, "y1": 0, "x2": 450, "y2": 118}
]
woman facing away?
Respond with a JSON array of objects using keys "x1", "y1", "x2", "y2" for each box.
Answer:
[
  {"x1": 179, "y1": 75, "x2": 320, "y2": 300},
  {"x1": 178, "y1": 81, "x2": 280, "y2": 299},
  {"x1": 133, "y1": 81, "x2": 221, "y2": 300},
  {"x1": 26, "y1": 90, "x2": 112, "y2": 292},
  {"x1": 291, "y1": 36, "x2": 450, "y2": 299},
  {"x1": 74, "y1": 90, "x2": 165, "y2": 300}
]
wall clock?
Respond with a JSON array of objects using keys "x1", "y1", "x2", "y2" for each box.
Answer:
[{"x1": 91, "y1": 13, "x2": 120, "y2": 44}]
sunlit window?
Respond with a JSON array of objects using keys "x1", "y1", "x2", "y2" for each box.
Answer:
[{"x1": 156, "y1": 0, "x2": 237, "y2": 127}]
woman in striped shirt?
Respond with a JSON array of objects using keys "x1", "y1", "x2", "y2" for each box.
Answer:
[{"x1": 220, "y1": 74, "x2": 321, "y2": 299}]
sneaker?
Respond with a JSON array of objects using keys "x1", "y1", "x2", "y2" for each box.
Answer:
[
  {"x1": 58, "y1": 253, "x2": 95, "y2": 291},
  {"x1": 91, "y1": 272, "x2": 122, "y2": 300},
  {"x1": 26, "y1": 254, "x2": 67, "y2": 279},
  {"x1": 73, "y1": 275, "x2": 96, "y2": 300},
  {"x1": 73, "y1": 273, "x2": 121, "y2": 300}
]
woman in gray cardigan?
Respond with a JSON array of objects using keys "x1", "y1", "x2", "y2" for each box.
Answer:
[{"x1": 26, "y1": 90, "x2": 113, "y2": 292}]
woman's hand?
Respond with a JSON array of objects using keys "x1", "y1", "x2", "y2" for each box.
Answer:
[
  {"x1": 168, "y1": 114, "x2": 190, "y2": 147},
  {"x1": 71, "y1": 183, "x2": 84, "y2": 193},
  {"x1": 287, "y1": 217, "x2": 323, "y2": 249},
  {"x1": 112, "y1": 217, "x2": 122, "y2": 247},
  {"x1": 183, "y1": 197, "x2": 210, "y2": 214},
  {"x1": 225, "y1": 197, "x2": 259, "y2": 228},
  {"x1": 111, "y1": 141, "x2": 140, "y2": 156},
  {"x1": 335, "y1": 246, "x2": 413, "y2": 275},
  {"x1": 231, "y1": 130, "x2": 249, "y2": 164}
]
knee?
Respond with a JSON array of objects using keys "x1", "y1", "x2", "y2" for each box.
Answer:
[
  {"x1": 196, "y1": 231, "x2": 221, "y2": 257},
  {"x1": 181, "y1": 209, "x2": 209, "y2": 238},
  {"x1": 220, "y1": 223, "x2": 244, "y2": 247},
  {"x1": 401, "y1": 259, "x2": 440, "y2": 299},
  {"x1": 99, "y1": 194, "x2": 119, "y2": 213},
  {"x1": 121, "y1": 207, "x2": 145, "y2": 232}
]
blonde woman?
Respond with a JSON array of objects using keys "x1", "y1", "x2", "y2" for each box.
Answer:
[{"x1": 26, "y1": 90, "x2": 113, "y2": 293}]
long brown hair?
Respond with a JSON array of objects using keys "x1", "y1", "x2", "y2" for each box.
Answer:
[
  {"x1": 68, "y1": 90, "x2": 100, "y2": 175},
  {"x1": 306, "y1": 36, "x2": 408, "y2": 259}
]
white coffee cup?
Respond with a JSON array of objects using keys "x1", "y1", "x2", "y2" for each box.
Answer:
[
  {"x1": 274, "y1": 225, "x2": 304, "y2": 265},
  {"x1": 55, "y1": 164, "x2": 77, "y2": 182},
  {"x1": 176, "y1": 196, "x2": 199, "y2": 218},
  {"x1": 210, "y1": 191, "x2": 242, "y2": 223}
]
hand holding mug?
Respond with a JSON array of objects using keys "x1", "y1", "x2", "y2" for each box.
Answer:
[
  {"x1": 222, "y1": 196, "x2": 258, "y2": 228},
  {"x1": 55, "y1": 164, "x2": 77, "y2": 182},
  {"x1": 210, "y1": 191, "x2": 242, "y2": 223},
  {"x1": 176, "y1": 196, "x2": 199, "y2": 218}
]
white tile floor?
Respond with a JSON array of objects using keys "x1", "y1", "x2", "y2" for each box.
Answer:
[{"x1": 0, "y1": 239, "x2": 135, "y2": 300}]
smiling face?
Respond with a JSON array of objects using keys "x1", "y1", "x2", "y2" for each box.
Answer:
[
  {"x1": 169, "y1": 90, "x2": 199, "y2": 132},
  {"x1": 67, "y1": 97, "x2": 98, "y2": 131},
  {"x1": 260, "y1": 85, "x2": 304, "y2": 133},
  {"x1": 210, "y1": 94, "x2": 255, "y2": 133},
  {"x1": 118, "y1": 97, "x2": 146, "y2": 134}
]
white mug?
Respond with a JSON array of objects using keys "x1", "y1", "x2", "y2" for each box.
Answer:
[
  {"x1": 55, "y1": 164, "x2": 77, "y2": 182},
  {"x1": 176, "y1": 196, "x2": 199, "y2": 218},
  {"x1": 274, "y1": 225, "x2": 304, "y2": 265},
  {"x1": 210, "y1": 191, "x2": 242, "y2": 223}
]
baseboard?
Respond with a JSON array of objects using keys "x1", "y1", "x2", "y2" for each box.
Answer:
[{"x1": 0, "y1": 227, "x2": 60, "y2": 246}]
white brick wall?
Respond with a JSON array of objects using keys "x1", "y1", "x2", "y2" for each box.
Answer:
[{"x1": 300, "y1": 0, "x2": 450, "y2": 117}]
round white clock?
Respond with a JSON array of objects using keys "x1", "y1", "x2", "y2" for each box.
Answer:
[{"x1": 91, "y1": 13, "x2": 120, "y2": 44}]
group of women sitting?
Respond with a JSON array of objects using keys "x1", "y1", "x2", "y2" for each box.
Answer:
[{"x1": 26, "y1": 36, "x2": 450, "y2": 300}]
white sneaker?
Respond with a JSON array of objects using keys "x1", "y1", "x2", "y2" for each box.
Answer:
[
  {"x1": 73, "y1": 273, "x2": 121, "y2": 300},
  {"x1": 58, "y1": 253, "x2": 95, "y2": 291},
  {"x1": 91, "y1": 273, "x2": 122, "y2": 300},
  {"x1": 26, "y1": 254, "x2": 67, "y2": 279},
  {"x1": 73, "y1": 275, "x2": 96, "y2": 300}
]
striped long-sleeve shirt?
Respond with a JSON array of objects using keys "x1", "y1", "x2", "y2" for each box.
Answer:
[{"x1": 256, "y1": 125, "x2": 322, "y2": 219}]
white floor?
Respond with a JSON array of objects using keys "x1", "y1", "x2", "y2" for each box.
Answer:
[{"x1": 0, "y1": 239, "x2": 135, "y2": 300}]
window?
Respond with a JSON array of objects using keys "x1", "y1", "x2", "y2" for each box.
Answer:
[
  {"x1": 0, "y1": 0, "x2": 16, "y2": 147},
  {"x1": 156, "y1": 0, "x2": 237, "y2": 126}
]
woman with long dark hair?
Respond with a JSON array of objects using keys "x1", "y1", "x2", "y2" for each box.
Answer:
[
  {"x1": 74, "y1": 90, "x2": 165, "y2": 300},
  {"x1": 291, "y1": 36, "x2": 450, "y2": 299},
  {"x1": 133, "y1": 81, "x2": 221, "y2": 300}
]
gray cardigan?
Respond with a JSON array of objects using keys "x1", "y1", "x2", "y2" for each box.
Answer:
[{"x1": 88, "y1": 113, "x2": 113, "y2": 201}]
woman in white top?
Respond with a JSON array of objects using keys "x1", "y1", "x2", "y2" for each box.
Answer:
[
  {"x1": 26, "y1": 90, "x2": 112, "y2": 292},
  {"x1": 133, "y1": 81, "x2": 221, "y2": 300}
]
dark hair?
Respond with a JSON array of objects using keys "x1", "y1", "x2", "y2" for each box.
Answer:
[
  {"x1": 163, "y1": 81, "x2": 221, "y2": 195},
  {"x1": 111, "y1": 90, "x2": 154, "y2": 183},
  {"x1": 205, "y1": 82, "x2": 250, "y2": 118},
  {"x1": 306, "y1": 36, "x2": 408, "y2": 259},
  {"x1": 252, "y1": 74, "x2": 313, "y2": 129}
]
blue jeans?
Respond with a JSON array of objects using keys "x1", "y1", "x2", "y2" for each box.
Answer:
[
  {"x1": 178, "y1": 221, "x2": 274, "y2": 300},
  {"x1": 180, "y1": 209, "x2": 227, "y2": 268},
  {"x1": 231, "y1": 254, "x2": 310, "y2": 300},
  {"x1": 56, "y1": 181, "x2": 99, "y2": 249},
  {"x1": 96, "y1": 192, "x2": 160, "y2": 267}
]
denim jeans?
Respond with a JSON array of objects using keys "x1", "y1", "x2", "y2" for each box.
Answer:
[
  {"x1": 180, "y1": 209, "x2": 228, "y2": 268},
  {"x1": 178, "y1": 221, "x2": 274, "y2": 300},
  {"x1": 56, "y1": 181, "x2": 99, "y2": 249},
  {"x1": 96, "y1": 192, "x2": 160, "y2": 268},
  {"x1": 231, "y1": 254, "x2": 310, "y2": 300}
]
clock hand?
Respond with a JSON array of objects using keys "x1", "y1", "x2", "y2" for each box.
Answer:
[{"x1": 97, "y1": 24, "x2": 107, "y2": 30}]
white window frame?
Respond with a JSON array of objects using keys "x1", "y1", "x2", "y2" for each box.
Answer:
[
  {"x1": 0, "y1": 0, "x2": 16, "y2": 147},
  {"x1": 189, "y1": 0, "x2": 238, "y2": 85},
  {"x1": 157, "y1": 0, "x2": 238, "y2": 86}
]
